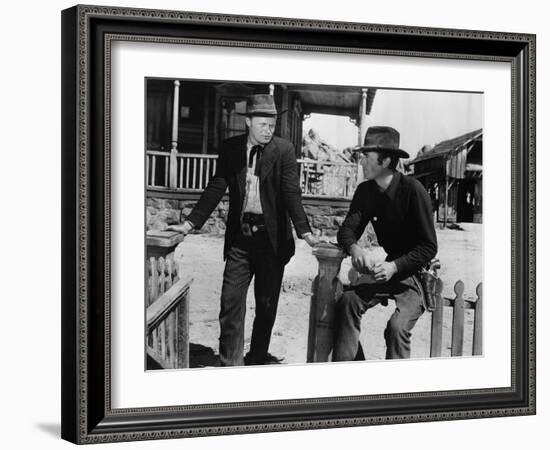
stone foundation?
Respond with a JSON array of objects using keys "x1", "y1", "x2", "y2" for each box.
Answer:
[{"x1": 146, "y1": 196, "x2": 377, "y2": 244}]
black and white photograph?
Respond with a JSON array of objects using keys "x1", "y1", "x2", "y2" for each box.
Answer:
[
  {"x1": 51, "y1": 1, "x2": 539, "y2": 446},
  {"x1": 2, "y1": 0, "x2": 546, "y2": 446},
  {"x1": 144, "y1": 79, "x2": 483, "y2": 370}
]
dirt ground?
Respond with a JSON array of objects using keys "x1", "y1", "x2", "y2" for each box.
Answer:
[{"x1": 177, "y1": 223, "x2": 482, "y2": 367}]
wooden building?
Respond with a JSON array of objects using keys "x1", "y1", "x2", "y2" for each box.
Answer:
[
  {"x1": 146, "y1": 79, "x2": 376, "y2": 201},
  {"x1": 407, "y1": 129, "x2": 483, "y2": 225}
]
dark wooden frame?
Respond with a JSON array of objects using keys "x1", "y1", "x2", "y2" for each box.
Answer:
[{"x1": 61, "y1": 4, "x2": 536, "y2": 444}]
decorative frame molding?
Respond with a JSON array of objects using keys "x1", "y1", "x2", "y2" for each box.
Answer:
[{"x1": 61, "y1": 4, "x2": 535, "y2": 444}]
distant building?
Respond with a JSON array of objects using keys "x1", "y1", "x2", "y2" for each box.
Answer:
[{"x1": 407, "y1": 129, "x2": 482, "y2": 224}]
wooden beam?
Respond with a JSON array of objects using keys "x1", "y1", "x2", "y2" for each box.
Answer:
[
  {"x1": 147, "y1": 276, "x2": 193, "y2": 331},
  {"x1": 146, "y1": 188, "x2": 229, "y2": 201},
  {"x1": 442, "y1": 297, "x2": 477, "y2": 309},
  {"x1": 169, "y1": 80, "x2": 180, "y2": 188},
  {"x1": 280, "y1": 85, "x2": 289, "y2": 139},
  {"x1": 473, "y1": 283, "x2": 483, "y2": 356},
  {"x1": 359, "y1": 88, "x2": 367, "y2": 146},
  {"x1": 430, "y1": 279, "x2": 444, "y2": 358},
  {"x1": 451, "y1": 281, "x2": 465, "y2": 357},
  {"x1": 177, "y1": 293, "x2": 190, "y2": 368},
  {"x1": 146, "y1": 188, "x2": 353, "y2": 206},
  {"x1": 201, "y1": 87, "x2": 210, "y2": 154},
  {"x1": 301, "y1": 104, "x2": 357, "y2": 119},
  {"x1": 146, "y1": 347, "x2": 172, "y2": 370},
  {"x1": 444, "y1": 174, "x2": 449, "y2": 228}
]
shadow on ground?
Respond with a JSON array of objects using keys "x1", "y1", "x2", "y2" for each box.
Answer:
[
  {"x1": 35, "y1": 423, "x2": 60, "y2": 438},
  {"x1": 189, "y1": 343, "x2": 219, "y2": 368},
  {"x1": 146, "y1": 343, "x2": 219, "y2": 370}
]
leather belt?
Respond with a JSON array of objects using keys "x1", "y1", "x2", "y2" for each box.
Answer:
[
  {"x1": 242, "y1": 213, "x2": 264, "y2": 226},
  {"x1": 242, "y1": 213, "x2": 266, "y2": 235}
]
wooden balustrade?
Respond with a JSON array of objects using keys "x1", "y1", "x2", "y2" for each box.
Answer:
[
  {"x1": 146, "y1": 151, "x2": 357, "y2": 198},
  {"x1": 146, "y1": 150, "x2": 171, "y2": 187},
  {"x1": 146, "y1": 252, "x2": 192, "y2": 369},
  {"x1": 147, "y1": 151, "x2": 218, "y2": 190},
  {"x1": 177, "y1": 153, "x2": 218, "y2": 190}
]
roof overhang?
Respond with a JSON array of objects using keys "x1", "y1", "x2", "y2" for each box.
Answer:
[{"x1": 290, "y1": 85, "x2": 376, "y2": 120}]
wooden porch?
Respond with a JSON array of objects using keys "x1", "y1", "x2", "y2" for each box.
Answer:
[
  {"x1": 146, "y1": 79, "x2": 378, "y2": 204},
  {"x1": 146, "y1": 150, "x2": 359, "y2": 201}
]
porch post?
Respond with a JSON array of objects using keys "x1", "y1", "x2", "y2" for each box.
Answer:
[
  {"x1": 307, "y1": 243, "x2": 346, "y2": 362},
  {"x1": 169, "y1": 80, "x2": 180, "y2": 189},
  {"x1": 201, "y1": 87, "x2": 210, "y2": 154},
  {"x1": 355, "y1": 88, "x2": 368, "y2": 184},
  {"x1": 359, "y1": 88, "x2": 368, "y2": 145},
  {"x1": 280, "y1": 85, "x2": 289, "y2": 139},
  {"x1": 444, "y1": 173, "x2": 449, "y2": 229}
]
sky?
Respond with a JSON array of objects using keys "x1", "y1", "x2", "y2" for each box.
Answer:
[{"x1": 303, "y1": 88, "x2": 483, "y2": 160}]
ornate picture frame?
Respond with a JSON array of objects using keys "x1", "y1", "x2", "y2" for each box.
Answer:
[{"x1": 61, "y1": 4, "x2": 535, "y2": 444}]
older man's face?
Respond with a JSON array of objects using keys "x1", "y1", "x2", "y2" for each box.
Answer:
[{"x1": 246, "y1": 116, "x2": 276, "y2": 145}]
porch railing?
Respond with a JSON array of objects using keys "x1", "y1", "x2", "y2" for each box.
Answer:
[
  {"x1": 147, "y1": 151, "x2": 358, "y2": 199},
  {"x1": 146, "y1": 252, "x2": 192, "y2": 369},
  {"x1": 147, "y1": 151, "x2": 218, "y2": 190}
]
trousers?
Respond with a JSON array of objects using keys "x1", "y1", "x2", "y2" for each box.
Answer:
[
  {"x1": 218, "y1": 229, "x2": 286, "y2": 366},
  {"x1": 333, "y1": 275, "x2": 425, "y2": 360}
]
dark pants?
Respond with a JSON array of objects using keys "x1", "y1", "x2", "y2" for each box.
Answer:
[
  {"x1": 218, "y1": 230, "x2": 286, "y2": 366},
  {"x1": 333, "y1": 276, "x2": 425, "y2": 360}
]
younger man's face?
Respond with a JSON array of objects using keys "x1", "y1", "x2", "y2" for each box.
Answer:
[{"x1": 360, "y1": 151, "x2": 386, "y2": 180}]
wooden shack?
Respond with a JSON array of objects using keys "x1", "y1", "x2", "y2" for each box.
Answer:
[{"x1": 408, "y1": 129, "x2": 483, "y2": 225}]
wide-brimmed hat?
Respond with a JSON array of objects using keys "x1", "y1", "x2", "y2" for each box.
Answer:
[
  {"x1": 238, "y1": 94, "x2": 285, "y2": 117},
  {"x1": 354, "y1": 126, "x2": 409, "y2": 159}
]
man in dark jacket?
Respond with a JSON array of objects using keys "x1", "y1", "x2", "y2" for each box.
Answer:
[
  {"x1": 168, "y1": 94, "x2": 317, "y2": 366},
  {"x1": 334, "y1": 126, "x2": 437, "y2": 360}
]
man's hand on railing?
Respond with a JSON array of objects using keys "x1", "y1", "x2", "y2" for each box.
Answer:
[
  {"x1": 166, "y1": 220, "x2": 193, "y2": 236},
  {"x1": 302, "y1": 232, "x2": 321, "y2": 248}
]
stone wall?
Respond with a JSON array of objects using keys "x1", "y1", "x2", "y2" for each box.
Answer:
[
  {"x1": 147, "y1": 198, "x2": 229, "y2": 235},
  {"x1": 146, "y1": 197, "x2": 377, "y2": 244},
  {"x1": 303, "y1": 204, "x2": 348, "y2": 236}
]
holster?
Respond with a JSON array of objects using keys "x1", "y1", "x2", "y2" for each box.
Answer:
[{"x1": 419, "y1": 259, "x2": 440, "y2": 312}]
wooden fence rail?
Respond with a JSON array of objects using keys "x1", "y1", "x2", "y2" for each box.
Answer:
[
  {"x1": 430, "y1": 279, "x2": 483, "y2": 357},
  {"x1": 146, "y1": 253, "x2": 192, "y2": 369}
]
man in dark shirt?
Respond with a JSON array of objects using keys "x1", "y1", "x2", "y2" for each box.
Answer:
[{"x1": 334, "y1": 126, "x2": 437, "y2": 360}]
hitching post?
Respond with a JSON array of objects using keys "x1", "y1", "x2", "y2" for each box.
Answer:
[{"x1": 307, "y1": 243, "x2": 346, "y2": 362}]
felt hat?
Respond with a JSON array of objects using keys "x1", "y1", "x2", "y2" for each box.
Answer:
[
  {"x1": 354, "y1": 126, "x2": 409, "y2": 159},
  {"x1": 238, "y1": 94, "x2": 285, "y2": 116}
]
